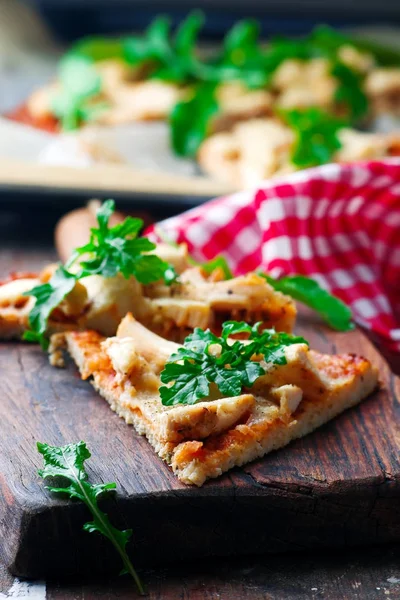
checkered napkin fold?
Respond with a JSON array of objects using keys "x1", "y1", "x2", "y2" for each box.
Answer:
[{"x1": 147, "y1": 159, "x2": 400, "y2": 352}]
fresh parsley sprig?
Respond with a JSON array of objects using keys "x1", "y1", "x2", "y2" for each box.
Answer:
[
  {"x1": 37, "y1": 441, "x2": 145, "y2": 594},
  {"x1": 260, "y1": 273, "x2": 354, "y2": 331},
  {"x1": 23, "y1": 200, "x2": 178, "y2": 349},
  {"x1": 200, "y1": 255, "x2": 233, "y2": 280},
  {"x1": 52, "y1": 55, "x2": 108, "y2": 131},
  {"x1": 282, "y1": 107, "x2": 346, "y2": 168},
  {"x1": 52, "y1": 15, "x2": 395, "y2": 138},
  {"x1": 23, "y1": 266, "x2": 78, "y2": 349},
  {"x1": 159, "y1": 321, "x2": 308, "y2": 406},
  {"x1": 67, "y1": 200, "x2": 178, "y2": 284},
  {"x1": 170, "y1": 82, "x2": 219, "y2": 157},
  {"x1": 123, "y1": 12, "x2": 205, "y2": 83}
]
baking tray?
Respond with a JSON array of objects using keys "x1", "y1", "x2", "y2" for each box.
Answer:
[
  {"x1": 1, "y1": 9, "x2": 399, "y2": 211},
  {"x1": 0, "y1": 158, "x2": 231, "y2": 213}
]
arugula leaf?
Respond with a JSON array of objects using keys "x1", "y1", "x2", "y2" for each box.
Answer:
[
  {"x1": 37, "y1": 441, "x2": 145, "y2": 594},
  {"x1": 124, "y1": 12, "x2": 204, "y2": 83},
  {"x1": 68, "y1": 199, "x2": 178, "y2": 284},
  {"x1": 69, "y1": 37, "x2": 125, "y2": 61},
  {"x1": 260, "y1": 273, "x2": 354, "y2": 331},
  {"x1": 160, "y1": 321, "x2": 308, "y2": 406},
  {"x1": 215, "y1": 19, "x2": 270, "y2": 88},
  {"x1": 170, "y1": 82, "x2": 219, "y2": 157},
  {"x1": 283, "y1": 107, "x2": 346, "y2": 168},
  {"x1": 309, "y1": 25, "x2": 351, "y2": 54},
  {"x1": 23, "y1": 200, "x2": 178, "y2": 347},
  {"x1": 52, "y1": 55, "x2": 107, "y2": 131},
  {"x1": 200, "y1": 256, "x2": 233, "y2": 280},
  {"x1": 157, "y1": 11, "x2": 205, "y2": 81},
  {"x1": 123, "y1": 16, "x2": 171, "y2": 66},
  {"x1": 174, "y1": 11, "x2": 204, "y2": 57},
  {"x1": 22, "y1": 266, "x2": 78, "y2": 350},
  {"x1": 332, "y1": 60, "x2": 368, "y2": 121}
]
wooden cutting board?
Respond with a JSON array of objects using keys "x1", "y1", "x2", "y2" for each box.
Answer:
[{"x1": 1, "y1": 313, "x2": 399, "y2": 580}]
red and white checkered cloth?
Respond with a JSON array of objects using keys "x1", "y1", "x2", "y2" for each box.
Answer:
[{"x1": 147, "y1": 159, "x2": 400, "y2": 351}]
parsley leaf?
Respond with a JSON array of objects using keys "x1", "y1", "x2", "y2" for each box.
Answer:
[
  {"x1": 124, "y1": 12, "x2": 204, "y2": 83},
  {"x1": 52, "y1": 55, "x2": 107, "y2": 131},
  {"x1": 200, "y1": 256, "x2": 233, "y2": 280},
  {"x1": 68, "y1": 199, "x2": 178, "y2": 284},
  {"x1": 283, "y1": 107, "x2": 346, "y2": 168},
  {"x1": 331, "y1": 60, "x2": 368, "y2": 121},
  {"x1": 170, "y1": 82, "x2": 219, "y2": 157},
  {"x1": 260, "y1": 273, "x2": 354, "y2": 331},
  {"x1": 215, "y1": 19, "x2": 271, "y2": 88},
  {"x1": 37, "y1": 441, "x2": 145, "y2": 594},
  {"x1": 23, "y1": 200, "x2": 178, "y2": 347},
  {"x1": 22, "y1": 266, "x2": 78, "y2": 350},
  {"x1": 160, "y1": 321, "x2": 307, "y2": 406},
  {"x1": 70, "y1": 37, "x2": 125, "y2": 61}
]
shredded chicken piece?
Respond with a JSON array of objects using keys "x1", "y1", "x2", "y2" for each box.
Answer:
[
  {"x1": 198, "y1": 118, "x2": 295, "y2": 188},
  {"x1": 211, "y1": 82, "x2": 274, "y2": 132},
  {"x1": 338, "y1": 45, "x2": 375, "y2": 74},
  {"x1": 273, "y1": 58, "x2": 337, "y2": 110},
  {"x1": 96, "y1": 80, "x2": 184, "y2": 124},
  {"x1": 365, "y1": 68, "x2": 400, "y2": 116},
  {"x1": 198, "y1": 115, "x2": 400, "y2": 188},
  {"x1": 335, "y1": 128, "x2": 399, "y2": 161}
]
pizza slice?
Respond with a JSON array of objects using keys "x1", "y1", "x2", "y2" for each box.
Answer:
[
  {"x1": 0, "y1": 244, "x2": 296, "y2": 342},
  {"x1": 62, "y1": 313, "x2": 378, "y2": 486}
]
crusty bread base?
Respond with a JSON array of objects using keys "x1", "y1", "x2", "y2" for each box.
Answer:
[
  {"x1": 172, "y1": 370, "x2": 378, "y2": 486},
  {"x1": 65, "y1": 330, "x2": 379, "y2": 487}
]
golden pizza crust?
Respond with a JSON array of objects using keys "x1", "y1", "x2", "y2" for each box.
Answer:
[{"x1": 63, "y1": 316, "x2": 379, "y2": 486}]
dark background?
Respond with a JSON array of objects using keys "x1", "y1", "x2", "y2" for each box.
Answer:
[{"x1": 28, "y1": 0, "x2": 400, "y2": 41}]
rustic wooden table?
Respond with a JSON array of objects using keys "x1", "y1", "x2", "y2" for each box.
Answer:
[{"x1": 0, "y1": 224, "x2": 400, "y2": 600}]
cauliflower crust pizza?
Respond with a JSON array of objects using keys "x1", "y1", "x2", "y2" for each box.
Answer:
[
  {"x1": 0, "y1": 200, "x2": 379, "y2": 486},
  {"x1": 61, "y1": 314, "x2": 378, "y2": 486}
]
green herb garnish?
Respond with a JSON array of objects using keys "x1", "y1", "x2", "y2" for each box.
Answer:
[
  {"x1": 123, "y1": 12, "x2": 204, "y2": 83},
  {"x1": 170, "y1": 82, "x2": 219, "y2": 157},
  {"x1": 67, "y1": 200, "x2": 178, "y2": 284},
  {"x1": 283, "y1": 107, "x2": 346, "y2": 168},
  {"x1": 23, "y1": 200, "x2": 178, "y2": 348},
  {"x1": 214, "y1": 19, "x2": 271, "y2": 88},
  {"x1": 37, "y1": 441, "x2": 145, "y2": 594},
  {"x1": 52, "y1": 55, "x2": 108, "y2": 130},
  {"x1": 52, "y1": 16, "x2": 400, "y2": 139},
  {"x1": 261, "y1": 273, "x2": 354, "y2": 331},
  {"x1": 23, "y1": 266, "x2": 78, "y2": 349},
  {"x1": 160, "y1": 321, "x2": 308, "y2": 406},
  {"x1": 200, "y1": 256, "x2": 233, "y2": 279},
  {"x1": 331, "y1": 60, "x2": 368, "y2": 121},
  {"x1": 69, "y1": 37, "x2": 125, "y2": 62}
]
